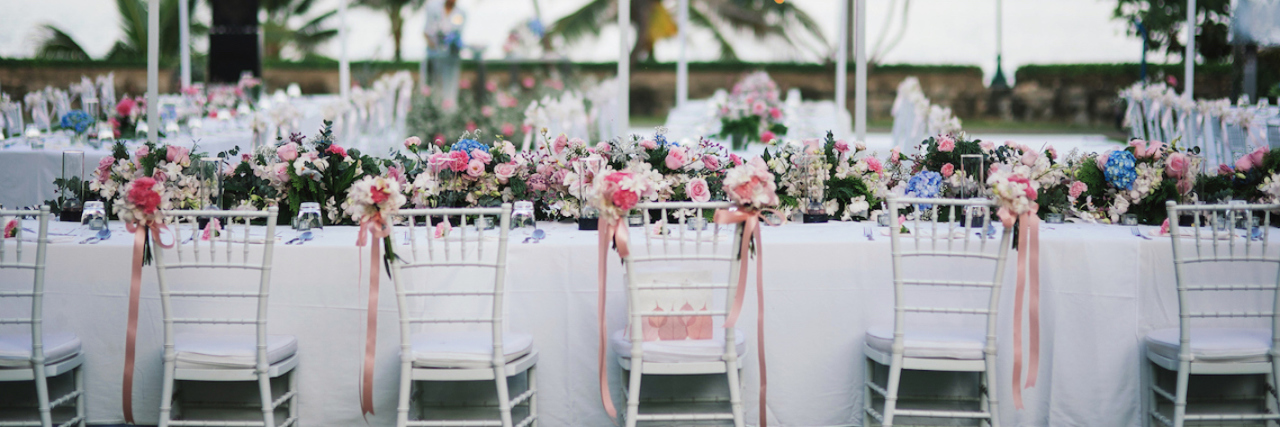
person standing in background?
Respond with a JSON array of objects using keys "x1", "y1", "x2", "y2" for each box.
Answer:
[{"x1": 423, "y1": 0, "x2": 465, "y2": 107}]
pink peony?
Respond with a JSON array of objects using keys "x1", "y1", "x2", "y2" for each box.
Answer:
[
  {"x1": 834, "y1": 140, "x2": 850, "y2": 153},
  {"x1": 277, "y1": 143, "x2": 299, "y2": 161},
  {"x1": 640, "y1": 139, "x2": 657, "y2": 150},
  {"x1": 611, "y1": 189, "x2": 639, "y2": 211},
  {"x1": 941, "y1": 163, "x2": 955, "y2": 178},
  {"x1": 466, "y1": 159, "x2": 485, "y2": 177},
  {"x1": 686, "y1": 178, "x2": 711, "y2": 203},
  {"x1": 1069, "y1": 181, "x2": 1088, "y2": 199},
  {"x1": 127, "y1": 177, "x2": 161, "y2": 215},
  {"x1": 761, "y1": 131, "x2": 777, "y2": 144},
  {"x1": 501, "y1": 123, "x2": 515, "y2": 137},
  {"x1": 702, "y1": 155, "x2": 721, "y2": 171},
  {"x1": 404, "y1": 136, "x2": 422, "y2": 148},
  {"x1": 865, "y1": 157, "x2": 884, "y2": 175},
  {"x1": 665, "y1": 147, "x2": 688, "y2": 170},
  {"x1": 448, "y1": 150, "x2": 470, "y2": 172},
  {"x1": 1165, "y1": 152, "x2": 1190, "y2": 178},
  {"x1": 937, "y1": 136, "x2": 956, "y2": 152},
  {"x1": 494, "y1": 162, "x2": 517, "y2": 183},
  {"x1": 326, "y1": 144, "x2": 348, "y2": 158},
  {"x1": 471, "y1": 149, "x2": 493, "y2": 164}
]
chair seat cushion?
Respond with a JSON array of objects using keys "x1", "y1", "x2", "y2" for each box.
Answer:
[
  {"x1": 0, "y1": 332, "x2": 81, "y2": 368},
  {"x1": 611, "y1": 328, "x2": 746, "y2": 363},
  {"x1": 865, "y1": 325, "x2": 986, "y2": 360},
  {"x1": 1145, "y1": 328, "x2": 1272, "y2": 363},
  {"x1": 410, "y1": 332, "x2": 535, "y2": 369},
  {"x1": 174, "y1": 333, "x2": 298, "y2": 369}
]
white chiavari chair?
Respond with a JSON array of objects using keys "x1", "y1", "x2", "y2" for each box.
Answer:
[
  {"x1": 389, "y1": 204, "x2": 538, "y2": 427},
  {"x1": 864, "y1": 197, "x2": 1011, "y2": 427},
  {"x1": 612, "y1": 201, "x2": 748, "y2": 427},
  {"x1": 153, "y1": 207, "x2": 297, "y2": 427},
  {"x1": 1145, "y1": 201, "x2": 1280, "y2": 427},
  {"x1": 0, "y1": 207, "x2": 86, "y2": 427}
]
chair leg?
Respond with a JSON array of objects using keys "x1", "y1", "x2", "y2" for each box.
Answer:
[
  {"x1": 287, "y1": 368, "x2": 299, "y2": 423},
  {"x1": 257, "y1": 369, "x2": 276, "y2": 427},
  {"x1": 494, "y1": 362, "x2": 514, "y2": 427},
  {"x1": 1173, "y1": 360, "x2": 1191, "y2": 427},
  {"x1": 625, "y1": 362, "x2": 643, "y2": 427},
  {"x1": 985, "y1": 355, "x2": 1000, "y2": 427},
  {"x1": 882, "y1": 354, "x2": 905, "y2": 427},
  {"x1": 724, "y1": 361, "x2": 745, "y2": 427},
  {"x1": 528, "y1": 364, "x2": 539, "y2": 427},
  {"x1": 1145, "y1": 359, "x2": 1157, "y2": 427},
  {"x1": 1268, "y1": 360, "x2": 1280, "y2": 427},
  {"x1": 33, "y1": 364, "x2": 51, "y2": 427},
  {"x1": 864, "y1": 357, "x2": 874, "y2": 427},
  {"x1": 75, "y1": 364, "x2": 86, "y2": 427},
  {"x1": 158, "y1": 360, "x2": 176, "y2": 427},
  {"x1": 397, "y1": 360, "x2": 413, "y2": 427}
]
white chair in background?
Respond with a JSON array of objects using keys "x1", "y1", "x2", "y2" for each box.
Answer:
[
  {"x1": 1144, "y1": 201, "x2": 1280, "y2": 427},
  {"x1": 0, "y1": 207, "x2": 86, "y2": 427},
  {"x1": 614, "y1": 201, "x2": 749, "y2": 427},
  {"x1": 389, "y1": 204, "x2": 538, "y2": 427},
  {"x1": 864, "y1": 197, "x2": 1011, "y2": 427},
  {"x1": 153, "y1": 207, "x2": 297, "y2": 427}
]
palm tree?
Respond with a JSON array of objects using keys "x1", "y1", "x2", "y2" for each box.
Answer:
[
  {"x1": 356, "y1": 0, "x2": 426, "y2": 62},
  {"x1": 35, "y1": 25, "x2": 91, "y2": 61},
  {"x1": 261, "y1": 0, "x2": 340, "y2": 60},
  {"x1": 544, "y1": 0, "x2": 828, "y2": 63},
  {"x1": 35, "y1": 0, "x2": 204, "y2": 62}
]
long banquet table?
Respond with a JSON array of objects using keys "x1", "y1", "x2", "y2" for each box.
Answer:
[{"x1": 3, "y1": 218, "x2": 1276, "y2": 427}]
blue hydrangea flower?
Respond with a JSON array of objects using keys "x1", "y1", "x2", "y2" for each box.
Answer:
[
  {"x1": 1104, "y1": 150, "x2": 1138, "y2": 190},
  {"x1": 906, "y1": 170, "x2": 944, "y2": 209},
  {"x1": 655, "y1": 132, "x2": 672, "y2": 147},
  {"x1": 60, "y1": 110, "x2": 94, "y2": 134},
  {"x1": 450, "y1": 139, "x2": 488, "y2": 160}
]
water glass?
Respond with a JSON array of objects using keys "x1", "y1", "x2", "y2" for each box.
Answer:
[
  {"x1": 82, "y1": 201, "x2": 106, "y2": 230},
  {"x1": 1045, "y1": 213, "x2": 1064, "y2": 224},
  {"x1": 511, "y1": 201, "x2": 535, "y2": 231},
  {"x1": 877, "y1": 213, "x2": 892, "y2": 227},
  {"x1": 295, "y1": 202, "x2": 323, "y2": 231},
  {"x1": 1121, "y1": 214, "x2": 1139, "y2": 226}
]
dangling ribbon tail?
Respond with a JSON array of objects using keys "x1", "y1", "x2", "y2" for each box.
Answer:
[
  {"x1": 121, "y1": 221, "x2": 172, "y2": 424},
  {"x1": 597, "y1": 216, "x2": 630, "y2": 423},
  {"x1": 356, "y1": 218, "x2": 390, "y2": 416},
  {"x1": 1000, "y1": 209, "x2": 1040, "y2": 410},
  {"x1": 713, "y1": 209, "x2": 780, "y2": 427}
]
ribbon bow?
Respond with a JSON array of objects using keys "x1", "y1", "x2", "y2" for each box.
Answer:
[
  {"x1": 121, "y1": 220, "x2": 173, "y2": 424},
  {"x1": 998, "y1": 207, "x2": 1041, "y2": 410},
  {"x1": 356, "y1": 216, "x2": 391, "y2": 416}
]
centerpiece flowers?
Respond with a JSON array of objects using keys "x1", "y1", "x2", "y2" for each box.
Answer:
[
  {"x1": 412, "y1": 131, "x2": 523, "y2": 210},
  {"x1": 715, "y1": 71, "x2": 788, "y2": 150},
  {"x1": 1072, "y1": 139, "x2": 1200, "y2": 224},
  {"x1": 60, "y1": 110, "x2": 95, "y2": 140},
  {"x1": 761, "y1": 132, "x2": 884, "y2": 221}
]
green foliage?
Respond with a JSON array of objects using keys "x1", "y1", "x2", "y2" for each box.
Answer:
[{"x1": 1111, "y1": 0, "x2": 1233, "y2": 63}]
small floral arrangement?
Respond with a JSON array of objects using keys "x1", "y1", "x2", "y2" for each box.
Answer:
[
  {"x1": 761, "y1": 132, "x2": 883, "y2": 220},
  {"x1": 715, "y1": 71, "x2": 788, "y2": 150},
  {"x1": 589, "y1": 167, "x2": 660, "y2": 221},
  {"x1": 723, "y1": 157, "x2": 781, "y2": 211},
  {"x1": 60, "y1": 110, "x2": 95, "y2": 135},
  {"x1": 414, "y1": 130, "x2": 522, "y2": 209},
  {"x1": 343, "y1": 175, "x2": 407, "y2": 224},
  {"x1": 1073, "y1": 139, "x2": 1200, "y2": 224},
  {"x1": 89, "y1": 140, "x2": 207, "y2": 222},
  {"x1": 988, "y1": 166, "x2": 1040, "y2": 218}
]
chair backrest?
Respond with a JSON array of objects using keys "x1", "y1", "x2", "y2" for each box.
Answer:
[
  {"x1": 0, "y1": 207, "x2": 51, "y2": 366},
  {"x1": 1165, "y1": 201, "x2": 1280, "y2": 354},
  {"x1": 389, "y1": 204, "x2": 513, "y2": 368},
  {"x1": 153, "y1": 207, "x2": 278, "y2": 369},
  {"x1": 621, "y1": 201, "x2": 745, "y2": 358},
  {"x1": 885, "y1": 197, "x2": 1012, "y2": 353}
]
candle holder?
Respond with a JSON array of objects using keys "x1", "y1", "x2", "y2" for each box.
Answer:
[{"x1": 59, "y1": 150, "x2": 85, "y2": 222}]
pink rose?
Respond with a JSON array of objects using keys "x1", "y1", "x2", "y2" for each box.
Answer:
[
  {"x1": 1177, "y1": 177, "x2": 1193, "y2": 195},
  {"x1": 494, "y1": 162, "x2": 517, "y2": 183},
  {"x1": 502, "y1": 123, "x2": 515, "y2": 137},
  {"x1": 502, "y1": 141, "x2": 516, "y2": 157},
  {"x1": 1159, "y1": 218, "x2": 1171, "y2": 235},
  {"x1": 1219, "y1": 163, "x2": 1234, "y2": 175},
  {"x1": 471, "y1": 149, "x2": 493, "y2": 164},
  {"x1": 404, "y1": 136, "x2": 421, "y2": 148},
  {"x1": 769, "y1": 107, "x2": 782, "y2": 120},
  {"x1": 941, "y1": 163, "x2": 955, "y2": 178},
  {"x1": 386, "y1": 166, "x2": 407, "y2": 187},
  {"x1": 522, "y1": 76, "x2": 535, "y2": 89},
  {"x1": 980, "y1": 140, "x2": 996, "y2": 152},
  {"x1": 889, "y1": 147, "x2": 901, "y2": 164},
  {"x1": 752, "y1": 102, "x2": 766, "y2": 116},
  {"x1": 761, "y1": 131, "x2": 776, "y2": 144},
  {"x1": 277, "y1": 142, "x2": 299, "y2": 161},
  {"x1": 1236, "y1": 155, "x2": 1254, "y2": 172},
  {"x1": 834, "y1": 140, "x2": 850, "y2": 153},
  {"x1": 1097, "y1": 153, "x2": 1111, "y2": 169},
  {"x1": 702, "y1": 155, "x2": 721, "y2": 171},
  {"x1": 95, "y1": 156, "x2": 114, "y2": 183},
  {"x1": 1069, "y1": 181, "x2": 1088, "y2": 199},
  {"x1": 551, "y1": 169, "x2": 569, "y2": 186},
  {"x1": 4, "y1": 219, "x2": 17, "y2": 238},
  {"x1": 273, "y1": 163, "x2": 290, "y2": 182},
  {"x1": 466, "y1": 159, "x2": 485, "y2": 177},
  {"x1": 640, "y1": 139, "x2": 657, "y2": 150},
  {"x1": 127, "y1": 177, "x2": 161, "y2": 215},
  {"x1": 434, "y1": 221, "x2": 451, "y2": 238},
  {"x1": 1146, "y1": 141, "x2": 1165, "y2": 159},
  {"x1": 611, "y1": 189, "x2": 639, "y2": 211},
  {"x1": 665, "y1": 147, "x2": 688, "y2": 170},
  {"x1": 135, "y1": 146, "x2": 150, "y2": 158},
  {"x1": 686, "y1": 178, "x2": 711, "y2": 203},
  {"x1": 1021, "y1": 150, "x2": 1039, "y2": 167},
  {"x1": 553, "y1": 135, "x2": 569, "y2": 155},
  {"x1": 937, "y1": 136, "x2": 955, "y2": 152},
  {"x1": 481, "y1": 106, "x2": 495, "y2": 117},
  {"x1": 730, "y1": 153, "x2": 744, "y2": 166},
  {"x1": 1047, "y1": 146, "x2": 1058, "y2": 160},
  {"x1": 485, "y1": 81, "x2": 498, "y2": 92},
  {"x1": 865, "y1": 157, "x2": 884, "y2": 175},
  {"x1": 1249, "y1": 147, "x2": 1268, "y2": 169},
  {"x1": 569, "y1": 137, "x2": 586, "y2": 149},
  {"x1": 326, "y1": 144, "x2": 348, "y2": 158},
  {"x1": 1165, "y1": 152, "x2": 1189, "y2": 178},
  {"x1": 448, "y1": 150, "x2": 470, "y2": 172},
  {"x1": 595, "y1": 142, "x2": 611, "y2": 155},
  {"x1": 434, "y1": 135, "x2": 446, "y2": 146},
  {"x1": 1128, "y1": 140, "x2": 1148, "y2": 157}
]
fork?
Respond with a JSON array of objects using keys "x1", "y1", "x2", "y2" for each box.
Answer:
[
  {"x1": 863, "y1": 226, "x2": 874, "y2": 241},
  {"x1": 1131, "y1": 226, "x2": 1152, "y2": 240}
]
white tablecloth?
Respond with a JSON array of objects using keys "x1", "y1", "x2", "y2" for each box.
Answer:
[{"x1": 1, "y1": 219, "x2": 1274, "y2": 426}]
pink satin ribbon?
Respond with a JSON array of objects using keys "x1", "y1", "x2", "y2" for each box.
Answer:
[
  {"x1": 355, "y1": 217, "x2": 390, "y2": 416},
  {"x1": 596, "y1": 216, "x2": 630, "y2": 422},
  {"x1": 121, "y1": 221, "x2": 172, "y2": 424},
  {"x1": 712, "y1": 208, "x2": 776, "y2": 427},
  {"x1": 1000, "y1": 208, "x2": 1040, "y2": 410}
]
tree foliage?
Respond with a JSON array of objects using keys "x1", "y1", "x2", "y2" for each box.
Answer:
[{"x1": 1112, "y1": 0, "x2": 1233, "y2": 63}]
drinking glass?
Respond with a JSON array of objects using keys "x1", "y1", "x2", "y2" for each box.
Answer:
[
  {"x1": 511, "y1": 201, "x2": 535, "y2": 232},
  {"x1": 198, "y1": 158, "x2": 223, "y2": 209},
  {"x1": 1122, "y1": 214, "x2": 1139, "y2": 226},
  {"x1": 82, "y1": 201, "x2": 106, "y2": 230},
  {"x1": 295, "y1": 202, "x2": 323, "y2": 231}
]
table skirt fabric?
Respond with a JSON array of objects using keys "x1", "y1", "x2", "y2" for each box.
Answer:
[{"x1": 0, "y1": 220, "x2": 1272, "y2": 427}]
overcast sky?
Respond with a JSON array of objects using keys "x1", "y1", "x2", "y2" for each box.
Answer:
[{"x1": 0, "y1": 0, "x2": 1172, "y2": 83}]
